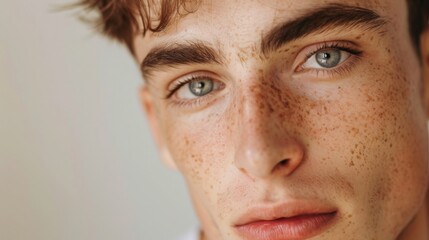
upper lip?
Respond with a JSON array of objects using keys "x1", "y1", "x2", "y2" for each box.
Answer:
[{"x1": 233, "y1": 199, "x2": 338, "y2": 226}]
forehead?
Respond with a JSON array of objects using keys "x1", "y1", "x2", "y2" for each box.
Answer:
[{"x1": 133, "y1": 0, "x2": 406, "y2": 62}]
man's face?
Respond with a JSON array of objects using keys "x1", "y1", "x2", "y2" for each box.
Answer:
[{"x1": 135, "y1": 0, "x2": 429, "y2": 239}]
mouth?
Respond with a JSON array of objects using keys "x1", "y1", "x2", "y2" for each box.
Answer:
[{"x1": 234, "y1": 202, "x2": 338, "y2": 240}]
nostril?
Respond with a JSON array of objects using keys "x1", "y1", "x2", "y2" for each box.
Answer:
[
  {"x1": 279, "y1": 159, "x2": 289, "y2": 166},
  {"x1": 272, "y1": 159, "x2": 289, "y2": 173}
]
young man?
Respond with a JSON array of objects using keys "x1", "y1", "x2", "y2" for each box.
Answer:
[{"x1": 78, "y1": 0, "x2": 429, "y2": 239}]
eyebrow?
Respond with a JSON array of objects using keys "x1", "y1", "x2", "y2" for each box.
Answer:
[
  {"x1": 141, "y1": 3, "x2": 387, "y2": 77},
  {"x1": 141, "y1": 41, "x2": 224, "y2": 77},
  {"x1": 261, "y1": 4, "x2": 387, "y2": 55}
]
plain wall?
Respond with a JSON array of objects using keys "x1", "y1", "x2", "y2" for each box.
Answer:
[{"x1": 0, "y1": 1, "x2": 198, "y2": 239}]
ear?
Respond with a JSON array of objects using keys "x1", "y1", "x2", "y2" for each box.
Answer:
[
  {"x1": 421, "y1": 26, "x2": 429, "y2": 117},
  {"x1": 140, "y1": 86, "x2": 178, "y2": 170}
]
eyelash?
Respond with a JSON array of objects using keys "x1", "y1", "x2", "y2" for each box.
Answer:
[{"x1": 304, "y1": 42, "x2": 362, "y2": 59}]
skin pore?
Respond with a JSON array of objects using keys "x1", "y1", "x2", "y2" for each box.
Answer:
[{"x1": 135, "y1": 0, "x2": 429, "y2": 239}]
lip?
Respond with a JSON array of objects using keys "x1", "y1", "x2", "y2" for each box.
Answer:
[{"x1": 234, "y1": 201, "x2": 338, "y2": 240}]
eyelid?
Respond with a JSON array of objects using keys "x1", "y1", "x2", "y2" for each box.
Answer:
[{"x1": 294, "y1": 41, "x2": 363, "y2": 73}]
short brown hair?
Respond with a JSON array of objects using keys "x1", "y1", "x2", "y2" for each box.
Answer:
[
  {"x1": 77, "y1": 0, "x2": 428, "y2": 55},
  {"x1": 76, "y1": 0, "x2": 198, "y2": 54}
]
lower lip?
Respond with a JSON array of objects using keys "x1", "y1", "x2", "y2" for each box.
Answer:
[{"x1": 235, "y1": 212, "x2": 337, "y2": 240}]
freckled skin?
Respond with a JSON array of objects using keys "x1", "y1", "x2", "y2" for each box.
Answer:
[{"x1": 136, "y1": 0, "x2": 429, "y2": 239}]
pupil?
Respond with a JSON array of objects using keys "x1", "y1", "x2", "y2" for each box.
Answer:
[{"x1": 196, "y1": 82, "x2": 204, "y2": 89}]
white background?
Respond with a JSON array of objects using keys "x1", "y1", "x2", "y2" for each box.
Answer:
[{"x1": 0, "y1": 1, "x2": 197, "y2": 239}]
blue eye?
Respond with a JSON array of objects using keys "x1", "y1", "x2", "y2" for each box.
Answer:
[
  {"x1": 172, "y1": 76, "x2": 222, "y2": 100},
  {"x1": 303, "y1": 48, "x2": 352, "y2": 69}
]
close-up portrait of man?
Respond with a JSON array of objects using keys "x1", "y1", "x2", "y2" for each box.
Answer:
[{"x1": 75, "y1": 0, "x2": 429, "y2": 239}]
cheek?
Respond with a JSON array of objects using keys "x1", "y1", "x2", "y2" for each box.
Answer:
[
  {"x1": 298, "y1": 55, "x2": 429, "y2": 234},
  {"x1": 160, "y1": 109, "x2": 231, "y2": 192}
]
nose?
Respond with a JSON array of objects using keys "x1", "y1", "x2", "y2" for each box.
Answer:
[{"x1": 234, "y1": 85, "x2": 305, "y2": 179}]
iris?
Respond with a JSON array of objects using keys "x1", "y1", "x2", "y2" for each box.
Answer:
[
  {"x1": 315, "y1": 49, "x2": 342, "y2": 68},
  {"x1": 189, "y1": 79, "x2": 214, "y2": 96}
]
